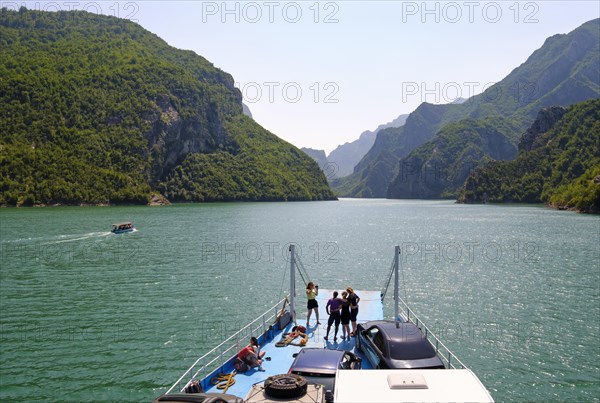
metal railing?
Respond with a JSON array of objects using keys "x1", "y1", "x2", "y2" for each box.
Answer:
[
  {"x1": 164, "y1": 297, "x2": 288, "y2": 395},
  {"x1": 397, "y1": 296, "x2": 468, "y2": 369}
]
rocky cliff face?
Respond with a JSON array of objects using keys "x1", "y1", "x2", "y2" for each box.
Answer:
[
  {"x1": 518, "y1": 106, "x2": 568, "y2": 152},
  {"x1": 146, "y1": 93, "x2": 241, "y2": 182}
]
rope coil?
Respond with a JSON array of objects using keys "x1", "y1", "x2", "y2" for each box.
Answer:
[{"x1": 210, "y1": 371, "x2": 236, "y2": 394}]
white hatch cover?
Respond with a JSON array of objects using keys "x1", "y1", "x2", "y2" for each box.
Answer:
[
  {"x1": 387, "y1": 373, "x2": 428, "y2": 389},
  {"x1": 335, "y1": 369, "x2": 494, "y2": 403}
]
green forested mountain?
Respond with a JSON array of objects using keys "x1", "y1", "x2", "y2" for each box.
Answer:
[
  {"x1": 335, "y1": 18, "x2": 600, "y2": 199},
  {"x1": 387, "y1": 116, "x2": 519, "y2": 199},
  {"x1": 458, "y1": 99, "x2": 600, "y2": 213},
  {"x1": 0, "y1": 8, "x2": 335, "y2": 205}
]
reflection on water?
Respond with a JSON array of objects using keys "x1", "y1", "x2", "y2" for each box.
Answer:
[{"x1": 0, "y1": 200, "x2": 598, "y2": 401}]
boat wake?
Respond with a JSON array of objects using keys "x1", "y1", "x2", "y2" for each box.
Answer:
[
  {"x1": 1, "y1": 231, "x2": 113, "y2": 246},
  {"x1": 53, "y1": 231, "x2": 113, "y2": 244}
]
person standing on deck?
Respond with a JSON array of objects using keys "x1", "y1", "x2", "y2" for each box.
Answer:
[
  {"x1": 340, "y1": 291, "x2": 351, "y2": 339},
  {"x1": 324, "y1": 291, "x2": 343, "y2": 341},
  {"x1": 306, "y1": 282, "x2": 321, "y2": 327},
  {"x1": 347, "y1": 287, "x2": 360, "y2": 336}
]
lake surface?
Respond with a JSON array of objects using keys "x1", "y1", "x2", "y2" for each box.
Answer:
[{"x1": 1, "y1": 199, "x2": 598, "y2": 402}]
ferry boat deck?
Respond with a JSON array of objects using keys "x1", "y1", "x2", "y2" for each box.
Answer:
[
  {"x1": 161, "y1": 246, "x2": 494, "y2": 402},
  {"x1": 203, "y1": 289, "x2": 383, "y2": 398}
]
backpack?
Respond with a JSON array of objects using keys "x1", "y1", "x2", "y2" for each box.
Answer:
[{"x1": 234, "y1": 357, "x2": 249, "y2": 373}]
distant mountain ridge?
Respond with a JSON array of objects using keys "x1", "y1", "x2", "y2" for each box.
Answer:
[
  {"x1": 334, "y1": 19, "x2": 600, "y2": 199},
  {"x1": 242, "y1": 103, "x2": 253, "y2": 118},
  {"x1": 327, "y1": 113, "x2": 408, "y2": 178},
  {"x1": 0, "y1": 9, "x2": 335, "y2": 205},
  {"x1": 301, "y1": 113, "x2": 409, "y2": 180},
  {"x1": 300, "y1": 148, "x2": 328, "y2": 171}
]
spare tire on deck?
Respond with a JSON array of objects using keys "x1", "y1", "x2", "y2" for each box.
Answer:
[{"x1": 264, "y1": 374, "x2": 308, "y2": 399}]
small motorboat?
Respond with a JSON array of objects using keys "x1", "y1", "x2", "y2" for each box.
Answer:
[{"x1": 111, "y1": 222, "x2": 134, "y2": 234}]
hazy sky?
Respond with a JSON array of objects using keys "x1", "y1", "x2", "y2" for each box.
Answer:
[{"x1": 11, "y1": 1, "x2": 600, "y2": 153}]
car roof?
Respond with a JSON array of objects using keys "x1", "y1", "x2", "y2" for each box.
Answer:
[
  {"x1": 289, "y1": 348, "x2": 345, "y2": 374},
  {"x1": 366, "y1": 321, "x2": 426, "y2": 343},
  {"x1": 363, "y1": 320, "x2": 439, "y2": 361}
]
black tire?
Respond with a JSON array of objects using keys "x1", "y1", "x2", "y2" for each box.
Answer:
[{"x1": 264, "y1": 374, "x2": 308, "y2": 399}]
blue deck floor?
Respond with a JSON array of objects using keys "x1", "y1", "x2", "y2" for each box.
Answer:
[{"x1": 203, "y1": 289, "x2": 383, "y2": 399}]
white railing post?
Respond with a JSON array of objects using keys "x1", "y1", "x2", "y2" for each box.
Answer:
[
  {"x1": 166, "y1": 297, "x2": 286, "y2": 395},
  {"x1": 394, "y1": 245, "x2": 400, "y2": 327},
  {"x1": 289, "y1": 244, "x2": 296, "y2": 324}
]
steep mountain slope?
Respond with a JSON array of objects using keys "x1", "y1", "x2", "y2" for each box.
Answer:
[
  {"x1": 458, "y1": 99, "x2": 600, "y2": 213},
  {"x1": 0, "y1": 8, "x2": 334, "y2": 205},
  {"x1": 387, "y1": 117, "x2": 519, "y2": 199},
  {"x1": 333, "y1": 103, "x2": 462, "y2": 197},
  {"x1": 336, "y1": 19, "x2": 600, "y2": 198}
]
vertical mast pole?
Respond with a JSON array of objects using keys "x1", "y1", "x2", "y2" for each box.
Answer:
[
  {"x1": 289, "y1": 244, "x2": 296, "y2": 324},
  {"x1": 394, "y1": 245, "x2": 400, "y2": 327}
]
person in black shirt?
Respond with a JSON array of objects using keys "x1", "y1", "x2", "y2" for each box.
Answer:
[
  {"x1": 340, "y1": 291, "x2": 351, "y2": 339},
  {"x1": 346, "y1": 287, "x2": 360, "y2": 337}
]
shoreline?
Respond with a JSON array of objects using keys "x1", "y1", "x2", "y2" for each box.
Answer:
[{"x1": 1, "y1": 198, "x2": 597, "y2": 214}]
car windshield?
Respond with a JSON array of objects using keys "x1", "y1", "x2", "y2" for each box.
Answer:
[{"x1": 389, "y1": 339, "x2": 437, "y2": 360}]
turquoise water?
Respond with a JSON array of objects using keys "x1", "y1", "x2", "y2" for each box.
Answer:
[{"x1": 0, "y1": 200, "x2": 598, "y2": 402}]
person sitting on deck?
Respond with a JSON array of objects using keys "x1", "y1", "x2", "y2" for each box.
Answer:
[
  {"x1": 276, "y1": 325, "x2": 308, "y2": 347},
  {"x1": 249, "y1": 336, "x2": 265, "y2": 360},
  {"x1": 236, "y1": 337, "x2": 265, "y2": 371}
]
